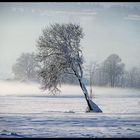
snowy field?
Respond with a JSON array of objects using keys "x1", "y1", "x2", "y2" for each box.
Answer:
[{"x1": 0, "y1": 80, "x2": 140, "y2": 138}]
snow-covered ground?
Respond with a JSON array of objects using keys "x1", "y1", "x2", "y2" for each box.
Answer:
[{"x1": 0, "y1": 80, "x2": 140, "y2": 138}]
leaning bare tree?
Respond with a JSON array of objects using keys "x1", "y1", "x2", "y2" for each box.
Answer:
[{"x1": 36, "y1": 23, "x2": 102, "y2": 112}]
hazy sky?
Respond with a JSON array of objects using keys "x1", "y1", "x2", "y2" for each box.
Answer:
[{"x1": 0, "y1": 2, "x2": 140, "y2": 79}]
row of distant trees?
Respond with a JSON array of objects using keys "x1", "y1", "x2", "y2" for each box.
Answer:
[
  {"x1": 12, "y1": 52, "x2": 140, "y2": 88},
  {"x1": 86, "y1": 54, "x2": 140, "y2": 88}
]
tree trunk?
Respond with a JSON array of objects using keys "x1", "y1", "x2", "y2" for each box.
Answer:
[
  {"x1": 78, "y1": 78, "x2": 93, "y2": 111},
  {"x1": 72, "y1": 67, "x2": 102, "y2": 112}
]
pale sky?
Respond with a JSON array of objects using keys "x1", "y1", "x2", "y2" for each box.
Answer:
[{"x1": 0, "y1": 2, "x2": 140, "y2": 79}]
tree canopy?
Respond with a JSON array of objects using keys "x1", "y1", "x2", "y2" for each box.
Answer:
[
  {"x1": 12, "y1": 52, "x2": 40, "y2": 82},
  {"x1": 36, "y1": 23, "x2": 84, "y2": 94}
]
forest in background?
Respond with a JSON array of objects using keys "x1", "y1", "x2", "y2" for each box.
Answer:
[{"x1": 11, "y1": 52, "x2": 140, "y2": 89}]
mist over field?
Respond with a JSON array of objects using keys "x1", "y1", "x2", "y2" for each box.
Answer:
[
  {"x1": 0, "y1": 80, "x2": 140, "y2": 98},
  {"x1": 0, "y1": 80, "x2": 140, "y2": 111}
]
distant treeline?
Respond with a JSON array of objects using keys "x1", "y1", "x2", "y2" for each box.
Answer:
[
  {"x1": 85, "y1": 54, "x2": 140, "y2": 88},
  {"x1": 12, "y1": 52, "x2": 140, "y2": 88}
]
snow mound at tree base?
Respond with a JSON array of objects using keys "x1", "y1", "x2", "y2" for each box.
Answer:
[{"x1": 86, "y1": 99, "x2": 102, "y2": 113}]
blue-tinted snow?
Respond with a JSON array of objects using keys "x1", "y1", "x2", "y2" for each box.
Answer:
[{"x1": 0, "y1": 81, "x2": 140, "y2": 138}]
